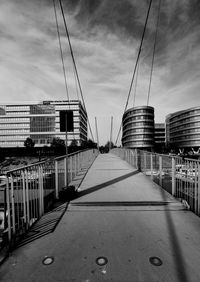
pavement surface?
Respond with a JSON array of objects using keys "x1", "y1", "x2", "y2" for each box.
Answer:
[{"x1": 1, "y1": 153, "x2": 200, "y2": 281}]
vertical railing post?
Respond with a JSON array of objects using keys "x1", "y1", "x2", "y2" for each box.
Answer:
[
  {"x1": 172, "y1": 157, "x2": 176, "y2": 196},
  {"x1": 198, "y1": 161, "x2": 200, "y2": 216},
  {"x1": 135, "y1": 149, "x2": 138, "y2": 169},
  {"x1": 159, "y1": 156, "x2": 162, "y2": 186},
  {"x1": 22, "y1": 171, "x2": 27, "y2": 227},
  {"x1": 144, "y1": 152, "x2": 147, "y2": 173},
  {"x1": 150, "y1": 154, "x2": 153, "y2": 180},
  {"x1": 194, "y1": 162, "x2": 198, "y2": 215},
  {"x1": 6, "y1": 176, "x2": 11, "y2": 244},
  {"x1": 64, "y1": 157, "x2": 67, "y2": 187},
  {"x1": 74, "y1": 154, "x2": 77, "y2": 176},
  {"x1": 41, "y1": 166, "x2": 44, "y2": 215},
  {"x1": 10, "y1": 175, "x2": 16, "y2": 238},
  {"x1": 55, "y1": 160, "x2": 59, "y2": 199},
  {"x1": 25, "y1": 170, "x2": 30, "y2": 227},
  {"x1": 38, "y1": 165, "x2": 44, "y2": 217},
  {"x1": 70, "y1": 156, "x2": 73, "y2": 183}
]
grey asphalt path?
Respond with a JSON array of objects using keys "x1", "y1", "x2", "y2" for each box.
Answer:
[{"x1": 1, "y1": 153, "x2": 200, "y2": 282}]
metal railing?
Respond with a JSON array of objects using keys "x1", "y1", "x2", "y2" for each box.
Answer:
[
  {"x1": 0, "y1": 149, "x2": 98, "y2": 248},
  {"x1": 111, "y1": 148, "x2": 200, "y2": 216}
]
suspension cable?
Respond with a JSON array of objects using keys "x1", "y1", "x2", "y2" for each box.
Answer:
[
  {"x1": 147, "y1": 0, "x2": 162, "y2": 106},
  {"x1": 115, "y1": 0, "x2": 153, "y2": 146},
  {"x1": 53, "y1": 0, "x2": 69, "y2": 102},
  {"x1": 73, "y1": 64, "x2": 80, "y2": 101},
  {"x1": 133, "y1": 58, "x2": 140, "y2": 107},
  {"x1": 58, "y1": 0, "x2": 94, "y2": 141},
  {"x1": 53, "y1": 0, "x2": 77, "y2": 140}
]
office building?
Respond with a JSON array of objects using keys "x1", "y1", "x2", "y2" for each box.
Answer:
[
  {"x1": 0, "y1": 100, "x2": 87, "y2": 147},
  {"x1": 122, "y1": 106, "x2": 155, "y2": 149},
  {"x1": 154, "y1": 123, "x2": 165, "y2": 149},
  {"x1": 166, "y1": 106, "x2": 200, "y2": 150}
]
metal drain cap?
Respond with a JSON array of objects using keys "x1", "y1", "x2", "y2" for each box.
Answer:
[
  {"x1": 149, "y1": 256, "x2": 163, "y2": 266},
  {"x1": 42, "y1": 256, "x2": 54, "y2": 265},
  {"x1": 96, "y1": 257, "x2": 108, "y2": 266}
]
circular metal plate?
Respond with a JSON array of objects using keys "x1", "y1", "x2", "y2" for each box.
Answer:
[
  {"x1": 42, "y1": 256, "x2": 54, "y2": 266},
  {"x1": 149, "y1": 256, "x2": 163, "y2": 266},
  {"x1": 96, "y1": 257, "x2": 108, "y2": 266}
]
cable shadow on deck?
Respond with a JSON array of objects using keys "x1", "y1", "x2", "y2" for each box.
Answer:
[
  {"x1": 158, "y1": 186, "x2": 189, "y2": 282},
  {"x1": 72, "y1": 170, "x2": 139, "y2": 200}
]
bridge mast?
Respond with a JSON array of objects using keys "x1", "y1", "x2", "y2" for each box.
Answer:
[{"x1": 95, "y1": 117, "x2": 99, "y2": 150}]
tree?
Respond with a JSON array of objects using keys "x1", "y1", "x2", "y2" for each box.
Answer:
[
  {"x1": 24, "y1": 137, "x2": 35, "y2": 148},
  {"x1": 104, "y1": 141, "x2": 115, "y2": 152},
  {"x1": 69, "y1": 139, "x2": 78, "y2": 148},
  {"x1": 50, "y1": 137, "x2": 65, "y2": 149},
  {"x1": 69, "y1": 139, "x2": 79, "y2": 153},
  {"x1": 80, "y1": 139, "x2": 97, "y2": 149}
]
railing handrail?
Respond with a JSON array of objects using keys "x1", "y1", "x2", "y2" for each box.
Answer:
[
  {"x1": 112, "y1": 148, "x2": 200, "y2": 163},
  {"x1": 4, "y1": 149, "x2": 98, "y2": 175},
  {"x1": 111, "y1": 147, "x2": 200, "y2": 217},
  {"x1": 54, "y1": 148, "x2": 96, "y2": 161},
  {"x1": 1, "y1": 148, "x2": 99, "y2": 249}
]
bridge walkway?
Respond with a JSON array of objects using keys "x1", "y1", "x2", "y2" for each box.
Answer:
[{"x1": 1, "y1": 153, "x2": 200, "y2": 282}]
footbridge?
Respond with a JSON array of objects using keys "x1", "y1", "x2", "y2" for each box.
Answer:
[{"x1": 1, "y1": 149, "x2": 200, "y2": 282}]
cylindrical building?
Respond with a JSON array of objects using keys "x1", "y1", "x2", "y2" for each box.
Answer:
[
  {"x1": 122, "y1": 106, "x2": 155, "y2": 149},
  {"x1": 166, "y1": 106, "x2": 200, "y2": 150}
]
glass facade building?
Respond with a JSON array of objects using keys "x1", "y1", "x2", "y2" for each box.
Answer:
[
  {"x1": 122, "y1": 106, "x2": 155, "y2": 149},
  {"x1": 0, "y1": 100, "x2": 87, "y2": 147},
  {"x1": 154, "y1": 123, "x2": 165, "y2": 145},
  {"x1": 166, "y1": 106, "x2": 200, "y2": 149}
]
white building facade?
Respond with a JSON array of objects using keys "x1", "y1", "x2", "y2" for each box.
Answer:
[{"x1": 0, "y1": 100, "x2": 87, "y2": 147}]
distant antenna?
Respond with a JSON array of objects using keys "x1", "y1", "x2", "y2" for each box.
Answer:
[
  {"x1": 110, "y1": 116, "x2": 113, "y2": 150},
  {"x1": 95, "y1": 117, "x2": 99, "y2": 150}
]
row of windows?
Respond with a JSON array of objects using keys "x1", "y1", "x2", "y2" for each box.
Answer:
[
  {"x1": 0, "y1": 123, "x2": 29, "y2": 128},
  {"x1": 0, "y1": 112, "x2": 82, "y2": 119},
  {"x1": 170, "y1": 128, "x2": 200, "y2": 137},
  {"x1": 170, "y1": 135, "x2": 200, "y2": 142},
  {"x1": 169, "y1": 116, "x2": 200, "y2": 127},
  {"x1": 123, "y1": 133, "x2": 154, "y2": 139},
  {"x1": 55, "y1": 105, "x2": 79, "y2": 110},
  {"x1": 0, "y1": 118, "x2": 81, "y2": 126},
  {"x1": 123, "y1": 128, "x2": 154, "y2": 135},
  {"x1": 122, "y1": 135, "x2": 154, "y2": 141},
  {"x1": 0, "y1": 115, "x2": 82, "y2": 122},
  {"x1": 123, "y1": 115, "x2": 154, "y2": 124},
  {"x1": 170, "y1": 109, "x2": 200, "y2": 123},
  {"x1": 124, "y1": 109, "x2": 154, "y2": 118},
  {"x1": 0, "y1": 135, "x2": 29, "y2": 140},
  {"x1": 5, "y1": 106, "x2": 30, "y2": 110},
  {"x1": 5, "y1": 111, "x2": 30, "y2": 115},
  {"x1": 123, "y1": 121, "x2": 154, "y2": 131},
  {"x1": 0, "y1": 126, "x2": 82, "y2": 133},
  {"x1": 170, "y1": 140, "x2": 200, "y2": 145},
  {"x1": 170, "y1": 125, "x2": 200, "y2": 134},
  {"x1": 170, "y1": 124, "x2": 200, "y2": 134},
  {"x1": 123, "y1": 140, "x2": 154, "y2": 146},
  {"x1": 0, "y1": 133, "x2": 80, "y2": 141},
  {"x1": 0, "y1": 129, "x2": 29, "y2": 133},
  {"x1": 0, "y1": 118, "x2": 30, "y2": 122}
]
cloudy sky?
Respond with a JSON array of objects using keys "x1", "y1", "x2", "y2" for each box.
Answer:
[{"x1": 0, "y1": 0, "x2": 200, "y2": 145}]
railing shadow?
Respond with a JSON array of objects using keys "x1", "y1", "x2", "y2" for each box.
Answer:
[
  {"x1": 72, "y1": 170, "x2": 140, "y2": 200},
  {"x1": 15, "y1": 202, "x2": 69, "y2": 249}
]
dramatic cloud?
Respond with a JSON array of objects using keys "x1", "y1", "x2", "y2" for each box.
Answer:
[{"x1": 0, "y1": 0, "x2": 199, "y2": 145}]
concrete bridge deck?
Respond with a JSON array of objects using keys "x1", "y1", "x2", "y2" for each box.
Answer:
[{"x1": 1, "y1": 153, "x2": 200, "y2": 281}]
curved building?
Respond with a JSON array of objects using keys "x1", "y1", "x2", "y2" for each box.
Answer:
[
  {"x1": 122, "y1": 106, "x2": 155, "y2": 149},
  {"x1": 166, "y1": 106, "x2": 200, "y2": 149}
]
